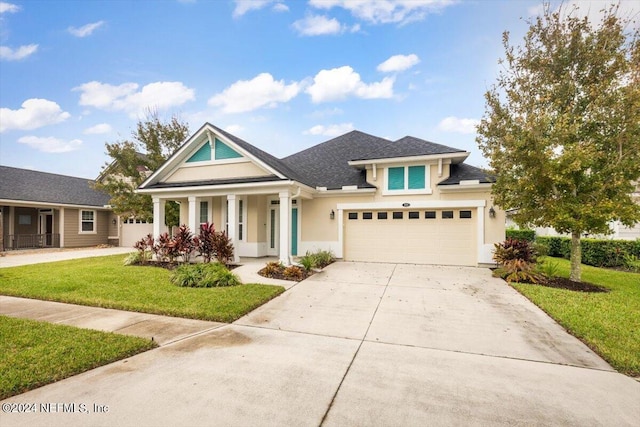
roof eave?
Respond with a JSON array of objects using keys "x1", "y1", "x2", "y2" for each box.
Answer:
[
  {"x1": 348, "y1": 152, "x2": 470, "y2": 168},
  {"x1": 437, "y1": 182, "x2": 493, "y2": 192}
]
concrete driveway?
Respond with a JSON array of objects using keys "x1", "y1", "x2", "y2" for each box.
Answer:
[{"x1": 2, "y1": 262, "x2": 639, "y2": 426}]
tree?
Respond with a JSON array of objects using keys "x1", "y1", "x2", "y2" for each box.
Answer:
[
  {"x1": 94, "y1": 111, "x2": 190, "y2": 227},
  {"x1": 477, "y1": 3, "x2": 640, "y2": 282}
]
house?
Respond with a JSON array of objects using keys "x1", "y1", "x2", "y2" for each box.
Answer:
[
  {"x1": 138, "y1": 123, "x2": 505, "y2": 266},
  {"x1": 0, "y1": 166, "x2": 118, "y2": 250}
]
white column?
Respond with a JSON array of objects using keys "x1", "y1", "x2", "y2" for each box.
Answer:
[
  {"x1": 227, "y1": 195, "x2": 239, "y2": 263},
  {"x1": 153, "y1": 197, "x2": 165, "y2": 239},
  {"x1": 59, "y1": 207, "x2": 65, "y2": 248},
  {"x1": 188, "y1": 196, "x2": 197, "y2": 233},
  {"x1": 279, "y1": 191, "x2": 290, "y2": 265}
]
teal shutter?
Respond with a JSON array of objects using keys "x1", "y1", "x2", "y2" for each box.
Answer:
[
  {"x1": 408, "y1": 166, "x2": 425, "y2": 189},
  {"x1": 186, "y1": 143, "x2": 211, "y2": 162},
  {"x1": 388, "y1": 167, "x2": 405, "y2": 190},
  {"x1": 291, "y1": 208, "x2": 298, "y2": 256},
  {"x1": 214, "y1": 138, "x2": 242, "y2": 160}
]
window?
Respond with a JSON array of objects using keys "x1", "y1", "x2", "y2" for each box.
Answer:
[
  {"x1": 460, "y1": 210, "x2": 472, "y2": 219},
  {"x1": 442, "y1": 211, "x2": 454, "y2": 219},
  {"x1": 200, "y1": 201, "x2": 208, "y2": 224},
  {"x1": 387, "y1": 166, "x2": 428, "y2": 192},
  {"x1": 408, "y1": 211, "x2": 419, "y2": 219},
  {"x1": 80, "y1": 210, "x2": 96, "y2": 233},
  {"x1": 214, "y1": 138, "x2": 242, "y2": 160},
  {"x1": 393, "y1": 212, "x2": 403, "y2": 219},
  {"x1": 388, "y1": 167, "x2": 405, "y2": 190},
  {"x1": 238, "y1": 199, "x2": 244, "y2": 240},
  {"x1": 377, "y1": 212, "x2": 388, "y2": 220},
  {"x1": 425, "y1": 211, "x2": 436, "y2": 219},
  {"x1": 363, "y1": 212, "x2": 373, "y2": 220},
  {"x1": 348, "y1": 212, "x2": 358, "y2": 220}
]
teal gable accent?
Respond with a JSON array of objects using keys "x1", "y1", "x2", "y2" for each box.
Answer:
[
  {"x1": 291, "y1": 208, "x2": 298, "y2": 256},
  {"x1": 186, "y1": 143, "x2": 211, "y2": 163},
  {"x1": 388, "y1": 167, "x2": 404, "y2": 190},
  {"x1": 214, "y1": 138, "x2": 242, "y2": 160},
  {"x1": 408, "y1": 166, "x2": 425, "y2": 189}
]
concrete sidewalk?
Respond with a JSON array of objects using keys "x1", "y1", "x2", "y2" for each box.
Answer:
[{"x1": 0, "y1": 247, "x2": 134, "y2": 268}]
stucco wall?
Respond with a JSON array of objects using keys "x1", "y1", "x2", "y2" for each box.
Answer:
[{"x1": 165, "y1": 161, "x2": 270, "y2": 183}]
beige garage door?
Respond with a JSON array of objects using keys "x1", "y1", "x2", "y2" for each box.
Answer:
[{"x1": 344, "y1": 209, "x2": 477, "y2": 266}]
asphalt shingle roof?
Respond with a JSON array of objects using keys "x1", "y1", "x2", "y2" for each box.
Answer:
[
  {"x1": 0, "y1": 166, "x2": 111, "y2": 207},
  {"x1": 351, "y1": 136, "x2": 465, "y2": 161},
  {"x1": 282, "y1": 131, "x2": 392, "y2": 189},
  {"x1": 438, "y1": 163, "x2": 496, "y2": 185}
]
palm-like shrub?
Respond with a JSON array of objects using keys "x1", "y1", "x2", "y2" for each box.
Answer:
[{"x1": 493, "y1": 238, "x2": 540, "y2": 283}]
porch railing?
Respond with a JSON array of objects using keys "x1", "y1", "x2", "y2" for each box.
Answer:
[{"x1": 5, "y1": 234, "x2": 60, "y2": 250}]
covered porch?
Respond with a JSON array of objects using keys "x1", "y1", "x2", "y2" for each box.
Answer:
[
  {"x1": 151, "y1": 184, "x2": 310, "y2": 265},
  {"x1": 0, "y1": 204, "x2": 61, "y2": 251}
]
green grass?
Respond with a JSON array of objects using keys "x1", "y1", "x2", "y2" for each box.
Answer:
[
  {"x1": 0, "y1": 255, "x2": 285, "y2": 322},
  {"x1": 512, "y1": 257, "x2": 640, "y2": 376},
  {"x1": 0, "y1": 316, "x2": 156, "y2": 399}
]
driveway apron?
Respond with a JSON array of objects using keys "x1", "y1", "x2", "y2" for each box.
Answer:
[{"x1": 2, "y1": 262, "x2": 639, "y2": 427}]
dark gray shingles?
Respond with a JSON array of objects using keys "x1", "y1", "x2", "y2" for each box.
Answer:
[
  {"x1": 0, "y1": 166, "x2": 111, "y2": 206},
  {"x1": 438, "y1": 163, "x2": 496, "y2": 185},
  {"x1": 350, "y1": 136, "x2": 465, "y2": 161},
  {"x1": 281, "y1": 131, "x2": 392, "y2": 189}
]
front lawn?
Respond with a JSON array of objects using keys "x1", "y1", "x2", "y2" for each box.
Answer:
[
  {"x1": 512, "y1": 257, "x2": 640, "y2": 376},
  {"x1": 0, "y1": 255, "x2": 285, "y2": 322},
  {"x1": 0, "y1": 316, "x2": 156, "y2": 399}
]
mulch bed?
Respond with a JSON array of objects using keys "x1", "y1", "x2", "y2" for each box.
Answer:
[
  {"x1": 258, "y1": 267, "x2": 314, "y2": 281},
  {"x1": 537, "y1": 277, "x2": 610, "y2": 293}
]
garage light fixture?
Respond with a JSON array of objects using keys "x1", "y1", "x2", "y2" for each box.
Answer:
[
  {"x1": 330, "y1": 210, "x2": 335, "y2": 220},
  {"x1": 112, "y1": 218, "x2": 117, "y2": 225},
  {"x1": 489, "y1": 206, "x2": 496, "y2": 218}
]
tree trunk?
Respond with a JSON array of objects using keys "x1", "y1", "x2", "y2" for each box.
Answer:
[{"x1": 570, "y1": 231, "x2": 582, "y2": 282}]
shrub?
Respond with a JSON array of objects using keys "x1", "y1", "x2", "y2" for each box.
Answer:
[
  {"x1": 310, "y1": 250, "x2": 335, "y2": 268},
  {"x1": 299, "y1": 253, "x2": 316, "y2": 271},
  {"x1": 173, "y1": 225, "x2": 196, "y2": 263},
  {"x1": 506, "y1": 228, "x2": 536, "y2": 242},
  {"x1": 283, "y1": 265, "x2": 304, "y2": 281},
  {"x1": 261, "y1": 261, "x2": 283, "y2": 278},
  {"x1": 495, "y1": 259, "x2": 541, "y2": 283},
  {"x1": 536, "y1": 236, "x2": 640, "y2": 268},
  {"x1": 123, "y1": 251, "x2": 150, "y2": 266},
  {"x1": 537, "y1": 259, "x2": 560, "y2": 278},
  {"x1": 493, "y1": 238, "x2": 537, "y2": 264},
  {"x1": 133, "y1": 234, "x2": 154, "y2": 264},
  {"x1": 195, "y1": 223, "x2": 216, "y2": 263},
  {"x1": 623, "y1": 254, "x2": 640, "y2": 273},
  {"x1": 170, "y1": 263, "x2": 241, "y2": 287},
  {"x1": 154, "y1": 232, "x2": 179, "y2": 263},
  {"x1": 213, "y1": 231, "x2": 235, "y2": 266}
]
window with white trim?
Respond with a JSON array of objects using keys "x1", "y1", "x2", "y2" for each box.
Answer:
[
  {"x1": 200, "y1": 201, "x2": 208, "y2": 224},
  {"x1": 386, "y1": 165, "x2": 430, "y2": 193},
  {"x1": 79, "y1": 210, "x2": 96, "y2": 233}
]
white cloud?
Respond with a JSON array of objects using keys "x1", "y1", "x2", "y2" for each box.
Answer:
[
  {"x1": 83, "y1": 123, "x2": 112, "y2": 134},
  {"x1": 0, "y1": 99, "x2": 70, "y2": 132},
  {"x1": 306, "y1": 66, "x2": 394, "y2": 103},
  {"x1": 0, "y1": 44, "x2": 38, "y2": 61},
  {"x1": 233, "y1": 0, "x2": 286, "y2": 17},
  {"x1": 18, "y1": 136, "x2": 82, "y2": 153},
  {"x1": 0, "y1": 2, "x2": 19, "y2": 14},
  {"x1": 377, "y1": 54, "x2": 420, "y2": 72},
  {"x1": 74, "y1": 81, "x2": 195, "y2": 118},
  {"x1": 208, "y1": 73, "x2": 301, "y2": 113},
  {"x1": 224, "y1": 124, "x2": 244, "y2": 134},
  {"x1": 68, "y1": 21, "x2": 105, "y2": 37},
  {"x1": 309, "y1": 0, "x2": 456, "y2": 25},
  {"x1": 304, "y1": 122, "x2": 354, "y2": 136},
  {"x1": 293, "y1": 14, "x2": 345, "y2": 36},
  {"x1": 437, "y1": 116, "x2": 479, "y2": 134}
]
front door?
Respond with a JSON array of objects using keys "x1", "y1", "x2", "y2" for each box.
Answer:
[
  {"x1": 39, "y1": 212, "x2": 53, "y2": 246},
  {"x1": 267, "y1": 205, "x2": 279, "y2": 256}
]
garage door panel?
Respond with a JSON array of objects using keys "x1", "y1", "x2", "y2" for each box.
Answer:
[{"x1": 344, "y1": 210, "x2": 477, "y2": 266}]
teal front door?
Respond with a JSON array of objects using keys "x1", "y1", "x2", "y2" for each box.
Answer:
[{"x1": 291, "y1": 207, "x2": 298, "y2": 256}]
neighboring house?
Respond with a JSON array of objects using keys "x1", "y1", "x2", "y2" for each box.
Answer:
[
  {"x1": 95, "y1": 152, "x2": 157, "y2": 247},
  {"x1": 138, "y1": 123, "x2": 505, "y2": 266},
  {"x1": 0, "y1": 166, "x2": 117, "y2": 250}
]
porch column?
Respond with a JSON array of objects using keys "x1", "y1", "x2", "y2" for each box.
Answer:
[
  {"x1": 188, "y1": 196, "x2": 197, "y2": 233},
  {"x1": 279, "y1": 191, "x2": 290, "y2": 265},
  {"x1": 227, "y1": 195, "x2": 240, "y2": 263},
  {"x1": 59, "y1": 208, "x2": 65, "y2": 248},
  {"x1": 153, "y1": 197, "x2": 165, "y2": 239}
]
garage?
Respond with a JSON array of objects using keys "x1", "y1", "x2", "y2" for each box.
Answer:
[{"x1": 343, "y1": 208, "x2": 477, "y2": 266}]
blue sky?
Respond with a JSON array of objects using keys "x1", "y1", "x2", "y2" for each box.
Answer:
[{"x1": 1, "y1": 0, "x2": 637, "y2": 179}]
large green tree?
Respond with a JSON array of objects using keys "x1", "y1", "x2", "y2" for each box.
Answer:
[
  {"x1": 477, "y1": 4, "x2": 640, "y2": 281},
  {"x1": 94, "y1": 111, "x2": 189, "y2": 226}
]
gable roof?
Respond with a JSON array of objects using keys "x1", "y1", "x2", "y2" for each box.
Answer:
[
  {"x1": 438, "y1": 163, "x2": 496, "y2": 185},
  {"x1": 282, "y1": 131, "x2": 390, "y2": 189},
  {"x1": 0, "y1": 166, "x2": 111, "y2": 207}
]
